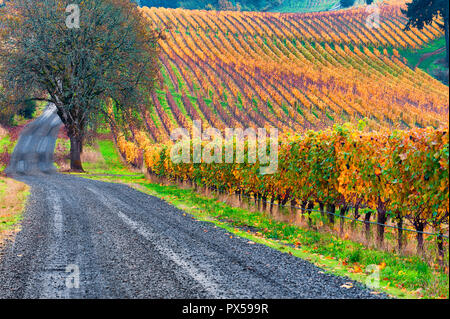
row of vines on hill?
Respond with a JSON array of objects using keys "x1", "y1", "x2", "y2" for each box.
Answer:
[
  {"x1": 116, "y1": 122, "x2": 449, "y2": 257},
  {"x1": 137, "y1": 5, "x2": 448, "y2": 142}
]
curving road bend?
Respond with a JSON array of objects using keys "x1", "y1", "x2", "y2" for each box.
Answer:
[
  {"x1": 0, "y1": 107, "x2": 385, "y2": 299},
  {"x1": 5, "y1": 104, "x2": 62, "y2": 175}
]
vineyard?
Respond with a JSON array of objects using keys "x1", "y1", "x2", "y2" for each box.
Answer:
[
  {"x1": 134, "y1": 4, "x2": 449, "y2": 143},
  {"x1": 1, "y1": 0, "x2": 449, "y2": 301},
  {"x1": 268, "y1": 0, "x2": 343, "y2": 13},
  {"x1": 117, "y1": 121, "x2": 449, "y2": 253},
  {"x1": 106, "y1": 2, "x2": 450, "y2": 259}
]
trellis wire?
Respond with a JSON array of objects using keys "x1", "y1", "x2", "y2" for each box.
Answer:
[{"x1": 206, "y1": 186, "x2": 449, "y2": 240}]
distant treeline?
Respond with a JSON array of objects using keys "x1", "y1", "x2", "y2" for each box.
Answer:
[
  {"x1": 139, "y1": 0, "x2": 283, "y2": 11},
  {"x1": 340, "y1": 0, "x2": 373, "y2": 7}
]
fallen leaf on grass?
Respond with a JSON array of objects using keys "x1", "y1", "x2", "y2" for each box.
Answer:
[
  {"x1": 340, "y1": 282, "x2": 353, "y2": 289},
  {"x1": 349, "y1": 265, "x2": 363, "y2": 273},
  {"x1": 354, "y1": 266, "x2": 363, "y2": 273},
  {"x1": 413, "y1": 288, "x2": 423, "y2": 295}
]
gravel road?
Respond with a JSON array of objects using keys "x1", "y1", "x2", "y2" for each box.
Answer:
[
  {"x1": 0, "y1": 106, "x2": 385, "y2": 299},
  {"x1": 0, "y1": 174, "x2": 385, "y2": 299},
  {"x1": 4, "y1": 104, "x2": 62, "y2": 175}
]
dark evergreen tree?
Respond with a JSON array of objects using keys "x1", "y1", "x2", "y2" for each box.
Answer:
[
  {"x1": 403, "y1": 0, "x2": 449, "y2": 65},
  {"x1": 140, "y1": 0, "x2": 179, "y2": 8},
  {"x1": 340, "y1": 0, "x2": 355, "y2": 9}
]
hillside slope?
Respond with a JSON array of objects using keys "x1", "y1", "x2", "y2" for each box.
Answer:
[
  {"x1": 400, "y1": 37, "x2": 449, "y2": 85},
  {"x1": 140, "y1": 1, "x2": 283, "y2": 11},
  {"x1": 137, "y1": 4, "x2": 448, "y2": 142},
  {"x1": 269, "y1": 0, "x2": 343, "y2": 13},
  {"x1": 139, "y1": 0, "x2": 344, "y2": 12}
]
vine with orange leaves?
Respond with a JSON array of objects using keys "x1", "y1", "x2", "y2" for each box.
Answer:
[
  {"x1": 138, "y1": 5, "x2": 448, "y2": 142},
  {"x1": 116, "y1": 124, "x2": 449, "y2": 258}
]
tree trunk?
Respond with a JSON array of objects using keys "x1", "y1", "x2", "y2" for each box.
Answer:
[
  {"x1": 351, "y1": 203, "x2": 361, "y2": 230},
  {"x1": 306, "y1": 201, "x2": 314, "y2": 226},
  {"x1": 376, "y1": 200, "x2": 387, "y2": 246},
  {"x1": 257, "y1": 193, "x2": 262, "y2": 210},
  {"x1": 414, "y1": 221, "x2": 425, "y2": 254},
  {"x1": 270, "y1": 196, "x2": 275, "y2": 212},
  {"x1": 437, "y1": 230, "x2": 445, "y2": 265},
  {"x1": 364, "y1": 211, "x2": 372, "y2": 243},
  {"x1": 69, "y1": 135, "x2": 84, "y2": 172},
  {"x1": 339, "y1": 204, "x2": 349, "y2": 235},
  {"x1": 299, "y1": 200, "x2": 307, "y2": 223},
  {"x1": 319, "y1": 202, "x2": 325, "y2": 218},
  {"x1": 290, "y1": 199, "x2": 297, "y2": 214},
  {"x1": 280, "y1": 188, "x2": 291, "y2": 206},
  {"x1": 300, "y1": 200, "x2": 307, "y2": 215},
  {"x1": 397, "y1": 216, "x2": 404, "y2": 251},
  {"x1": 57, "y1": 104, "x2": 85, "y2": 172},
  {"x1": 326, "y1": 203, "x2": 335, "y2": 225},
  {"x1": 415, "y1": 221, "x2": 425, "y2": 254}
]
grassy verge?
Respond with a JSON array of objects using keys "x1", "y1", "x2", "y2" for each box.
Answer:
[
  {"x1": 0, "y1": 177, "x2": 29, "y2": 249},
  {"x1": 0, "y1": 133, "x2": 16, "y2": 171},
  {"x1": 54, "y1": 139, "x2": 131, "y2": 174},
  {"x1": 0, "y1": 134, "x2": 10, "y2": 150},
  {"x1": 399, "y1": 36, "x2": 448, "y2": 84},
  {"x1": 69, "y1": 138, "x2": 449, "y2": 299}
]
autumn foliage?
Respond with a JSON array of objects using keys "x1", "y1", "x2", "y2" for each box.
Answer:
[
  {"x1": 116, "y1": 124, "x2": 449, "y2": 253},
  {"x1": 136, "y1": 4, "x2": 448, "y2": 143},
  {"x1": 112, "y1": 4, "x2": 449, "y2": 255}
]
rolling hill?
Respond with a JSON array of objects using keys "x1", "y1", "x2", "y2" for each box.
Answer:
[{"x1": 135, "y1": 4, "x2": 448, "y2": 142}]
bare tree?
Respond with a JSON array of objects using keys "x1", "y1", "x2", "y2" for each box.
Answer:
[{"x1": 0, "y1": 0, "x2": 162, "y2": 171}]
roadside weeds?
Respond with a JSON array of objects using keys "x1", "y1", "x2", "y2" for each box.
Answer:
[{"x1": 0, "y1": 177, "x2": 29, "y2": 252}]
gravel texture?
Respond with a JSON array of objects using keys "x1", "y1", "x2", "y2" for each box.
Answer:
[
  {"x1": 0, "y1": 173, "x2": 386, "y2": 299},
  {"x1": 0, "y1": 105, "x2": 386, "y2": 299}
]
